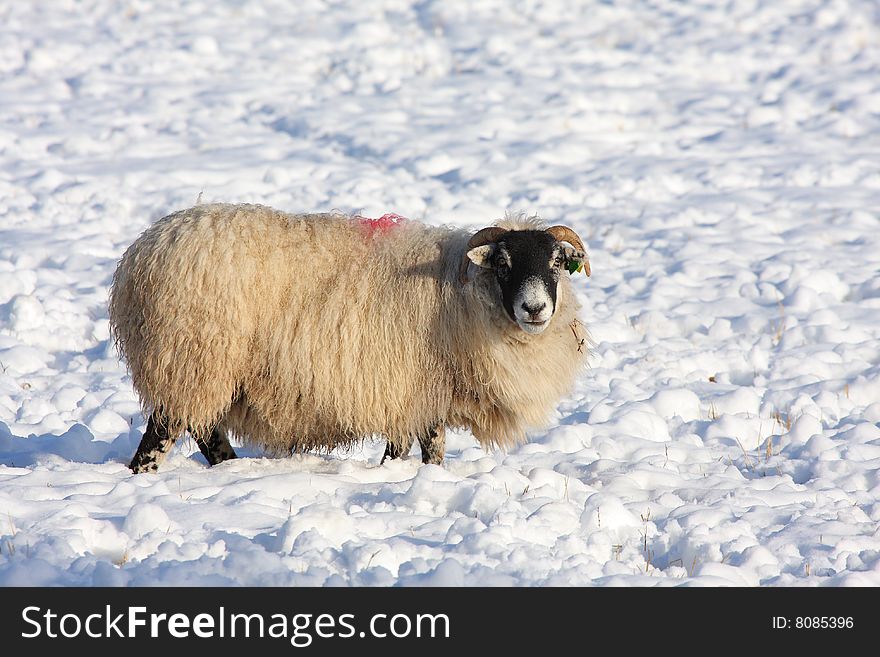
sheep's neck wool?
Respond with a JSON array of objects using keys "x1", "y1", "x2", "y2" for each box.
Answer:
[{"x1": 355, "y1": 212, "x2": 408, "y2": 235}]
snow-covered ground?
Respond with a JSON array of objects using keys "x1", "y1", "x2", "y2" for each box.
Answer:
[{"x1": 1, "y1": 0, "x2": 879, "y2": 586}]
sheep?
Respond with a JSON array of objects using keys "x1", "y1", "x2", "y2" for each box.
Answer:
[{"x1": 108, "y1": 203, "x2": 591, "y2": 473}]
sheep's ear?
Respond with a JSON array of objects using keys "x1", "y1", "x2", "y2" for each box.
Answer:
[
  {"x1": 563, "y1": 246, "x2": 591, "y2": 276},
  {"x1": 467, "y1": 244, "x2": 496, "y2": 269}
]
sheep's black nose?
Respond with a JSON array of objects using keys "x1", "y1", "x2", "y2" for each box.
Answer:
[{"x1": 522, "y1": 301, "x2": 547, "y2": 316}]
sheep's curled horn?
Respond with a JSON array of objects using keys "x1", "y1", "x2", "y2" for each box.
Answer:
[
  {"x1": 458, "y1": 226, "x2": 509, "y2": 284},
  {"x1": 545, "y1": 225, "x2": 591, "y2": 277},
  {"x1": 458, "y1": 225, "x2": 590, "y2": 284}
]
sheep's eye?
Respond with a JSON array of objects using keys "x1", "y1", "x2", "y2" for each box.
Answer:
[{"x1": 495, "y1": 257, "x2": 508, "y2": 270}]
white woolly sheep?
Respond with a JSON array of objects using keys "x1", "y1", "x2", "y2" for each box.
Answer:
[{"x1": 108, "y1": 203, "x2": 591, "y2": 472}]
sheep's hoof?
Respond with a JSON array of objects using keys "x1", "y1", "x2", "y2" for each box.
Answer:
[
  {"x1": 381, "y1": 437, "x2": 414, "y2": 463},
  {"x1": 418, "y1": 424, "x2": 446, "y2": 465},
  {"x1": 128, "y1": 457, "x2": 160, "y2": 474},
  {"x1": 129, "y1": 413, "x2": 177, "y2": 474},
  {"x1": 195, "y1": 428, "x2": 237, "y2": 466}
]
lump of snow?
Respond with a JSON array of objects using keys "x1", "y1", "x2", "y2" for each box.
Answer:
[
  {"x1": 87, "y1": 408, "x2": 130, "y2": 436},
  {"x1": 782, "y1": 264, "x2": 849, "y2": 301},
  {"x1": 16, "y1": 397, "x2": 57, "y2": 424},
  {"x1": 414, "y1": 153, "x2": 458, "y2": 177},
  {"x1": 273, "y1": 506, "x2": 358, "y2": 553},
  {"x1": 0, "y1": 344, "x2": 49, "y2": 375},
  {"x1": 0, "y1": 270, "x2": 37, "y2": 305},
  {"x1": 51, "y1": 385, "x2": 87, "y2": 412},
  {"x1": 605, "y1": 403, "x2": 671, "y2": 443},
  {"x1": 863, "y1": 403, "x2": 880, "y2": 424},
  {"x1": 704, "y1": 414, "x2": 765, "y2": 450},
  {"x1": 631, "y1": 309, "x2": 679, "y2": 338},
  {"x1": 417, "y1": 559, "x2": 467, "y2": 586},
  {"x1": 694, "y1": 562, "x2": 756, "y2": 586},
  {"x1": 649, "y1": 389, "x2": 701, "y2": 422},
  {"x1": 709, "y1": 387, "x2": 762, "y2": 417},
  {"x1": 789, "y1": 413, "x2": 823, "y2": 445},
  {"x1": 540, "y1": 423, "x2": 592, "y2": 452},
  {"x1": 581, "y1": 493, "x2": 641, "y2": 532},
  {"x1": 190, "y1": 36, "x2": 219, "y2": 55},
  {"x1": 847, "y1": 376, "x2": 880, "y2": 408},
  {"x1": 6, "y1": 295, "x2": 45, "y2": 331},
  {"x1": 803, "y1": 433, "x2": 837, "y2": 459},
  {"x1": 123, "y1": 503, "x2": 172, "y2": 539}
]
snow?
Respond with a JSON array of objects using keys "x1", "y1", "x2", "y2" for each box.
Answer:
[{"x1": 1, "y1": 0, "x2": 879, "y2": 586}]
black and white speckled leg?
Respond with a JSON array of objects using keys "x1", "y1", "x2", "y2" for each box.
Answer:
[
  {"x1": 129, "y1": 413, "x2": 177, "y2": 474},
  {"x1": 381, "y1": 435, "x2": 415, "y2": 463},
  {"x1": 418, "y1": 424, "x2": 446, "y2": 465},
  {"x1": 194, "y1": 425, "x2": 237, "y2": 466}
]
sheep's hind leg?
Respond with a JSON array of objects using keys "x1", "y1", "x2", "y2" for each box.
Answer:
[
  {"x1": 381, "y1": 436, "x2": 415, "y2": 463},
  {"x1": 418, "y1": 424, "x2": 446, "y2": 465},
  {"x1": 129, "y1": 412, "x2": 178, "y2": 474},
  {"x1": 193, "y1": 425, "x2": 237, "y2": 466}
]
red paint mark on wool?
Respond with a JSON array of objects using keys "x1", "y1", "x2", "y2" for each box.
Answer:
[{"x1": 354, "y1": 212, "x2": 408, "y2": 235}]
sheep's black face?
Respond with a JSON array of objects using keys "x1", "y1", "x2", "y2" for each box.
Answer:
[{"x1": 468, "y1": 231, "x2": 571, "y2": 335}]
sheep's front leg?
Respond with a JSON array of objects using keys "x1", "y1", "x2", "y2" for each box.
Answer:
[
  {"x1": 418, "y1": 424, "x2": 446, "y2": 465},
  {"x1": 381, "y1": 435, "x2": 415, "y2": 463},
  {"x1": 194, "y1": 425, "x2": 237, "y2": 466},
  {"x1": 129, "y1": 412, "x2": 178, "y2": 473}
]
